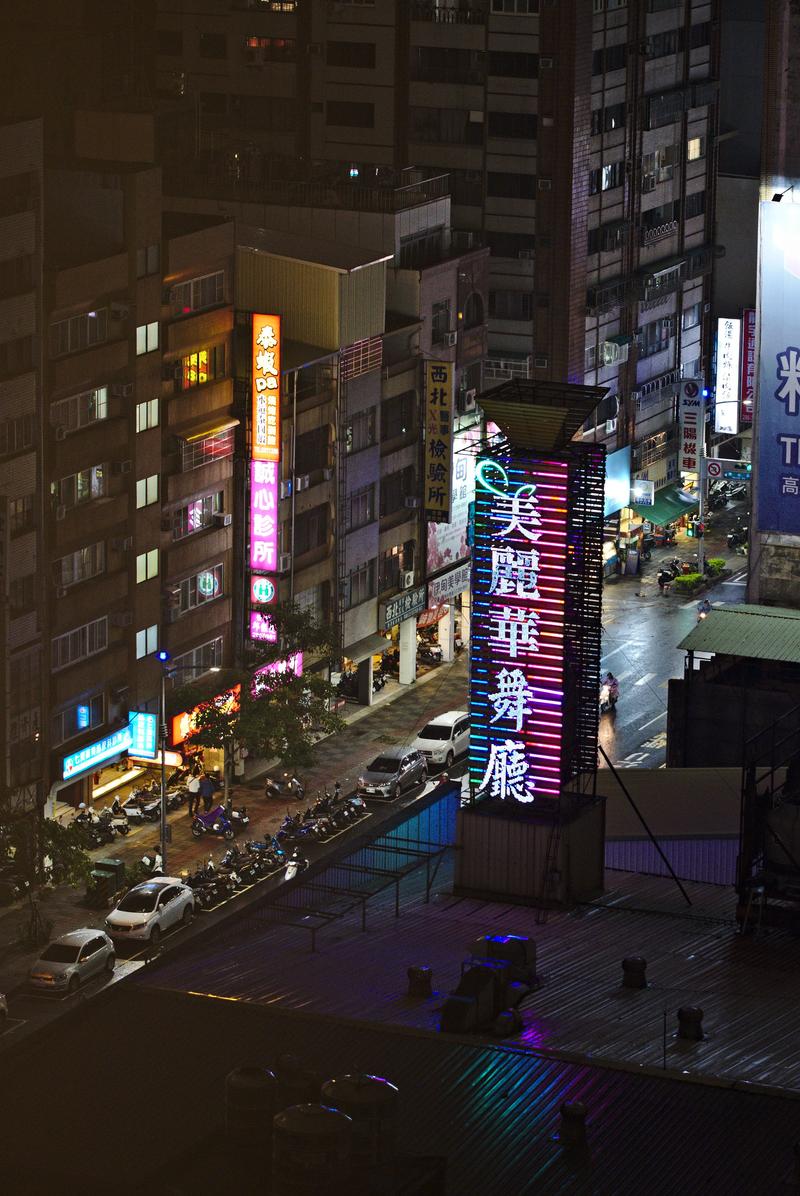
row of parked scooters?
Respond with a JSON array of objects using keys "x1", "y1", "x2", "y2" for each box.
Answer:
[
  {"x1": 179, "y1": 839, "x2": 310, "y2": 910},
  {"x1": 276, "y1": 788, "x2": 368, "y2": 844}
]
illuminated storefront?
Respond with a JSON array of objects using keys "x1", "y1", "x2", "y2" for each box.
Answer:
[
  {"x1": 171, "y1": 686, "x2": 241, "y2": 773},
  {"x1": 249, "y1": 313, "x2": 281, "y2": 644}
]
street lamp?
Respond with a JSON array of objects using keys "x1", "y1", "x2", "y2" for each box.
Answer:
[{"x1": 155, "y1": 649, "x2": 220, "y2": 874}]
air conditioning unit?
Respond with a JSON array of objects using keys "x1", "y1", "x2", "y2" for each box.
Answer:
[
  {"x1": 55, "y1": 505, "x2": 66, "y2": 521},
  {"x1": 110, "y1": 302, "x2": 130, "y2": 320},
  {"x1": 168, "y1": 607, "x2": 181, "y2": 624},
  {"x1": 111, "y1": 611, "x2": 133, "y2": 628},
  {"x1": 213, "y1": 512, "x2": 233, "y2": 527},
  {"x1": 54, "y1": 425, "x2": 67, "y2": 441},
  {"x1": 56, "y1": 586, "x2": 68, "y2": 599},
  {"x1": 279, "y1": 480, "x2": 292, "y2": 500},
  {"x1": 444, "y1": 331, "x2": 458, "y2": 347},
  {"x1": 278, "y1": 552, "x2": 292, "y2": 573},
  {"x1": 111, "y1": 382, "x2": 133, "y2": 399},
  {"x1": 540, "y1": 55, "x2": 554, "y2": 69},
  {"x1": 110, "y1": 684, "x2": 129, "y2": 702},
  {"x1": 463, "y1": 389, "x2": 477, "y2": 411},
  {"x1": 518, "y1": 249, "x2": 535, "y2": 260},
  {"x1": 165, "y1": 586, "x2": 181, "y2": 608},
  {"x1": 113, "y1": 459, "x2": 133, "y2": 475},
  {"x1": 538, "y1": 178, "x2": 553, "y2": 191},
  {"x1": 322, "y1": 468, "x2": 333, "y2": 481},
  {"x1": 534, "y1": 355, "x2": 549, "y2": 369},
  {"x1": 307, "y1": 42, "x2": 322, "y2": 54},
  {"x1": 605, "y1": 418, "x2": 618, "y2": 434},
  {"x1": 402, "y1": 571, "x2": 415, "y2": 590},
  {"x1": 295, "y1": 474, "x2": 310, "y2": 492},
  {"x1": 630, "y1": 390, "x2": 641, "y2": 402},
  {"x1": 112, "y1": 536, "x2": 133, "y2": 551},
  {"x1": 404, "y1": 496, "x2": 421, "y2": 510}
]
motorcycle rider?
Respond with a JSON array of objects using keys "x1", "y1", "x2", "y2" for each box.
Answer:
[
  {"x1": 697, "y1": 598, "x2": 712, "y2": 620},
  {"x1": 604, "y1": 672, "x2": 620, "y2": 705}
]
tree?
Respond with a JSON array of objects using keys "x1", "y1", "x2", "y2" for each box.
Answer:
[
  {"x1": 0, "y1": 811, "x2": 92, "y2": 893},
  {"x1": 168, "y1": 603, "x2": 345, "y2": 791}
]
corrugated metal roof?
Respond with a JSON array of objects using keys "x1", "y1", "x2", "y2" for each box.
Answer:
[
  {"x1": 677, "y1": 603, "x2": 800, "y2": 662},
  {"x1": 629, "y1": 481, "x2": 699, "y2": 524},
  {"x1": 478, "y1": 379, "x2": 608, "y2": 451}
]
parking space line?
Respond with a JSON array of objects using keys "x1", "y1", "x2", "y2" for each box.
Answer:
[
  {"x1": 634, "y1": 672, "x2": 656, "y2": 687},
  {"x1": 638, "y1": 710, "x2": 667, "y2": 731}
]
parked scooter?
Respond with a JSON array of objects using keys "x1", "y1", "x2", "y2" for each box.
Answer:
[
  {"x1": 285, "y1": 849, "x2": 309, "y2": 882},
  {"x1": 191, "y1": 805, "x2": 236, "y2": 841},
  {"x1": 265, "y1": 773, "x2": 305, "y2": 802},
  {"x1": 140, "y1": 847, "x2": 163, "y2": 876}
]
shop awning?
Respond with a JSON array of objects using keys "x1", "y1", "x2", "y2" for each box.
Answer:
[
  {"x1": 177, "y1": 415, "x2": 240, "y2": 443},
  {"x1": 344, "y1": 633, "x2": 391, "y2": 664},
  {"x1": 630, "y1": 482, "x2": 699, "y2": 525},
  {"x1": 417, "y1": 605, "x2": 448, "y2": 629}
]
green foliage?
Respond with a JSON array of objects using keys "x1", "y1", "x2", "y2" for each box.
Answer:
[
  {"x1": 706, "y1": 557, "x2": 726, "y2": 576},
  {"x1": 1, "y1": 815, "x2": 93, "y2": 889},
  {"x1": 673, "y1": 571, "x2": 703, "y2": 592}
]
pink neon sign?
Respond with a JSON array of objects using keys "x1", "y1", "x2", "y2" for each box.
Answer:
[
  {"x1": 250, "y1": 459, "x2": 278, "y2": 573},
  {"x1": 469, "y1": 456, "x2": 568, "y2": 803},
  {"x1": 251, "y1": 652, "x2": 304, "y2": 697}
]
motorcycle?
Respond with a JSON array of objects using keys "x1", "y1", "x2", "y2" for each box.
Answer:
[
  {"x1": 697, "y1": 599, "x2": 712, "y2": 623},
  {"x1": 245, "y1": 838, "x2": 286, "y2": 871},
  {"x1": 373, "y1": 670, "x2": 387, "y2": 693},
  {"x1": 97, "y1": 807, "x2": 129, "y2": 837},
  {"x1": 140, "y1": 849, "x2": 163, "y2": 876},
  {"x1": 285, "y1": 850, "x2": 309, "y2": 882},
  {"x1": 657, "y1": 568, "x2": 674, "y2": 592},
  {"x1": 265, "y1": 773, "x2": 305, "y2": 802},
  {"x1": 74, "y1": 807, "x2": 117, "y2": 846},
  {"x1": 728, "y1": 529, "x2": 748, "y2": 550},
  {"x1": 121, "y1": 792, "x2": 161, "y2": 822},
  {"x1": 191, "y1": 805, "x2": 236, "y2": 841},
  {"x1": 640, "y1": 534, "x2": 656, "y2": 562}
]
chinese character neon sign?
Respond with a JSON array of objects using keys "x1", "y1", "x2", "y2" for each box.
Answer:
[
  {"x1": 252, "y1": 314, "x2": 281, "y2": 462},
  {"x1": 469, "y1": 455, "x2": 568, "y2": 803}
]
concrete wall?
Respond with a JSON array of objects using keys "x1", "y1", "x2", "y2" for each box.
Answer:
[
  {"x1": 667, "y1": 676, "x2": 800, "y2": 767},
  {"x1": 714, "y1": 176, "x2": 759, "y2": 319}
]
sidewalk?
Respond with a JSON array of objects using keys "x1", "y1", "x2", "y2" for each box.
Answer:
[{"x1": 0, "y1": 654, "x2": 469, "y2": 997}]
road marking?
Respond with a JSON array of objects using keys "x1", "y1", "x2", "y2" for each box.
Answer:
[
  {"x1": 601, "y1": 645, "x2": 628, "y2": 662},
  {"x1": 634, "y1": 672, "x2": 656, "y2": 687},
  {"x1": 638, "y1": 710, "x2": 667, "y2": 731},
  {"x1": 641, "y1": 731, "x2": 667, "y2": 750},
  {"x1": 722, "y1": 575, "x2": 747, "y2": 586}
]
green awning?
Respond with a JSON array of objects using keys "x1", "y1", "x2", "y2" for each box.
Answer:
[{"x1": 630, "y1": 482, "x2": 699, "y2": 525}]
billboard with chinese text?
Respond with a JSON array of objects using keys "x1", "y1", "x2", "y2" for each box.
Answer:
[
  {"x1": 469, "y1": 454, "x2": 568, "y2": 803},
  {"x1": 423, "y1": 361, "x2": 453, "y2": 522},
  {"x1": 757, "y1": 202, "x2": 800, "y2": 533},
  {"x1": 426, "y1": 424, "x2": 481, "y2": 576},
  {"x1": 252, "y1": 314, "x2": 281, "y2": 462},
  {"x1": 740, "y1": 307, "x2": 756, "y2": 426},
  {"x1": 249, "y1": 313, "x2": 282, "y2": 643}
]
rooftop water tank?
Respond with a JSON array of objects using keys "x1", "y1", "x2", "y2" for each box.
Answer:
[
  {"x1": 320, "y1": 1073, "x2": 399, "y2": 1165},
  {"x1": 272, "y1": 1103, "x2": 352, "y2": 1196}
]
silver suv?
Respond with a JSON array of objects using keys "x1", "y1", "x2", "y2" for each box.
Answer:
[{"x1": 357, "y1": 748, "x2": 428, "y2": 799}]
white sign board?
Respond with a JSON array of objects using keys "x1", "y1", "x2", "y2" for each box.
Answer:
[
  {"x1": 715, "y1": 317, "x2": 741, "y2": 435},
  {"x1": 679, "y1": 379, "x2": 703, "y2": 473},
  {"x1": 630, "y1": 479, "x2": 655, "y2": 506}
]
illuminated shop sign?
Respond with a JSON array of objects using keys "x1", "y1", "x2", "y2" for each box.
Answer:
[
  {"x1": 679, "y1": 380, "x2": 703, "y2": 472},
  {"x1": 252, "y1": 314, "x2": 281, "y2": 462},
  {"x1": 469, "y1": 456, "x2": 568, "y2": 803},
  {"x1": 252, "y1": 652, "x2": 304, "y2": 697},
  {"x1": 62, "y1": 712, "x2": 158, "y2": 780},
  {"x1": 715, "y1": 317, "x2": 741, "y2": 435},
  {"x1": 740, "y1": 307, "x2": 756, "y2": 426},
  {"x1": 424, "y1": 361, "x2": 454, "y2": 522},
  {"x1": 171, "y1": 686, "x2": 241, "y2": 747}
]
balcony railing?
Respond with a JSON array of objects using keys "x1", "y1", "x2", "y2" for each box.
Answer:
[
  {"x1": 411, "y1": 2, "x2": 487, "y2": 23},
  {"x1": 640, "y1": 219, "x2": 679, "y2": 246}
]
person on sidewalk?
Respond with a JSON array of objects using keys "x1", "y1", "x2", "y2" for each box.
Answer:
[
  {"x1": 186, "y1": 771, "x2": 201, "y2": 818},
  {"x1": 198, "y1": 772, "x2": 217, "y2": 813}
]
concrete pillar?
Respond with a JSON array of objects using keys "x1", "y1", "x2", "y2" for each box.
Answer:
[
  {"x1": 399, "y1": 616, "x2": 417, "y2": 686},
  {"x1": 439, "y1": 604, "x2": 455, "y2": 663},
  {"x1": 357, "y1": 656, "x2": 373, "y2": 706},
  {"x1": 460, "y1": 590, "x2": 471, "y2": 646}
]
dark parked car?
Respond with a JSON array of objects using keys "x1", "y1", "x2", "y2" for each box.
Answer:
[{"x1": 357, "y1": 748, "x2": 428, "y2": 799}]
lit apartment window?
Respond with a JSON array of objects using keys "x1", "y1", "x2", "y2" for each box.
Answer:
[
  {"x1": 173, "y1": 637, "x2": 223, "y2": 676},
  {"x1": 180, "y1": 426, "x2": 236, "y2": 471},
  {"x1": 171, "y1": 271, "x2": 225, "y2": 315},
  {"x1": 136, "y1": 548, "x2": 159, "y2": 583},
  {"x1": 55, "y1": 542, "x2": 105, "y2": 589},
  {"x1": 136, "y1": 398, "x2": 159, "y2": 432},
  {"x1": 136, "y1": 322, "x2": 159, "y2": 355},
  {"x1": 589, "y1": 160, "x2": 625, "y2": 195},
  {"x1": 51, "y1": 694, "x2": 104, "y2": 747},
  {"x1": 345, "y1": 408, "x2": 376, "y2": 454},
  {"x1": 52, "y1": 464, "x2": 106, "y2": 509},
  {"x1": 641, "y1": 145, "x2": 679, "y2": 189},
  {"x1": 639, "y1": 317, "x2": 673, "y2": 359},
  {"x1": 135, "y1": 624, "x2": 159, "y2": 659},
  {"x1": 172, "y1": 492, "x2": 223, "y2": 539},
  {"x1": 247, "y1": 36, "x2": 297, "y2": 61},
  {"x1": 52, "y1": 617, "x2": 108, "y2": 671},
  {"x1": 180, "y1": 345, "x2": 226, "y2": 390},
  {"x1": 136, "y1": 474, "x2": 159, "y2": 509},
  {"x1": 178, "y1": 563, "x2": 224, "y2": 614},
  {"x1": 50, "y1": 386, "x2": 108, "y2": 434},
  {"x1": 49, "y1": 310, "x2": 108, "y2": 358},
  {"x1": 687, "y1": 136, "x2": 706, "y2": 162}
]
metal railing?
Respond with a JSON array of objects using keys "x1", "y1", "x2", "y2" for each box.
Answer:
[{"x1": 411, "y1": 2, "x2": 487, "y2": 23}]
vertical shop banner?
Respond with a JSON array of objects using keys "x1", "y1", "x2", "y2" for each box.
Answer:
[
  {"x1": 427, "y1": 425, "x2": 481, "y2": 574},
  {"x1": 252, "y1": 314, "x2": 281, "y2": 462},
  {"x1": 679, "y1": 379, "x2": 703, "y2": 472},
  {"x1": 469, "y1": 455, "x2": 568, "y2": 803},
  {"x1": 758, "y1": 202, "x2": 800, "y2": 534},
  {"x1": 715, "y1": 317, "x2": 741, "y2": 435},
  {"x1": 740, "y1": 307, "x2": 756, "y2": 426},
  {"x1": 424, "y1": 361, "x2": 454, "y2": 522},
  {"x1": 250, "y1": 314, "x2": 281, "y2": 643}
]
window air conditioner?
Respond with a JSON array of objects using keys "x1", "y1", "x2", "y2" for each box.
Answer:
[
  {"x1": 213, "y1": 512, "x2": 233, "y2": 527},
  {"x1": 444, "y1": 331, "x2": 458, "y2": 347},
  {"x1": 322, "y1": 468, "x2": 333, "y2": 481},
  {"x1": 54, "y1": 425, "x2": 67, "y2": 441},
  {"x1": 160, "y1": 515, "x2": 173, "y2": 532},
  {"x1": 112, "y1": 536, "x2": 133, "y2": 551},
  {"x1": 463, "y1": 389, "x2": 477, "y2": 411},
  {"x1": 278, "y1": 553, "x2": 292, "y2": 573},
  {"x1": 295, "y1": 474, "x2": 310, "y2": 491},
  {"x1": 402, "y1": 571, "x2": 415, "y2": 590},
  {"x1": 55, "y1": 505, "x2": 66, "y2": 521},
  {"x1": 113, "y1": 459, "x2": 133, "y2": 475},
  {"x1": 110, "y1": 302, "x2": 130, "y2": 321},
  {"x1": 111, "y1": 382, "x2": 133, "y2": 399},
  {"x1": 605, "y1": 418, "x2": 618, "y2": 434},
  {"x1": 404, "y1": 496, "x2": 421, "y2": 509},
  {"x1": 279, "y1": 480, "x2": 292, "y2": 500},
  {"x1": 534, "y1": 355, "x2": 549, "y2": 369}
]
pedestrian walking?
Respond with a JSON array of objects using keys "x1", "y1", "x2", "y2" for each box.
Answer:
[
  {"x1": 198, "y1": 772, "x2": 216, "y2": 813},
  {"x1": 187, "y1": 771, "x2": 201, "y2": 818}
]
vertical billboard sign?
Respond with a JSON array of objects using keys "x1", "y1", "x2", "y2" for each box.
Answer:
[
  {"x1": 715, "y1": 317, "x2": 741, "y2": 435},
  {"x1": 740, "y1": 307, "x2": 756, "y2": 427},
  {"x1": 469, "y1": 455, "x2": 568, "y2": 803},
  {"x1": 424, "y1": 361, "x2": 454, "y2": 523},
  {"x1": 250, "y1": 315, "x2": 281, "y2": 642},
  {"x1": 758, "y1": 202, "x2": 800, "y2": 534},
  {"x1": 679, "y1": 379, "x2": 703, "y2": 472}
]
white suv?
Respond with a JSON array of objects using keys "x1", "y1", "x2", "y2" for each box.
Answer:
[
  {"x1": 106, "y1": 877, "x2": 195, "y2": 945},
  {"x1": 411, "y1": 710, "x2": 470, "y2": 768}
]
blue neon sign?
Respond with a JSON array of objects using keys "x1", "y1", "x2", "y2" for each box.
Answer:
[{"x1": 62, "y1": 711, "x2": 158, "y2": 780}]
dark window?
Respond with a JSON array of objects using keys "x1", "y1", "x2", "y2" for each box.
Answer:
[
  {"x1": 349, "y1": 484, "x2": 376, "y2": 530},
  {"x1": 431, "y1": 300, "x2": 451, "y2": 345},
  {"x1": 685, "y1": 190, "x2": 706, "y2": 219},
  {"x1": 295, "y1": 426, "x2": 330, "y2": 473},
  {"x1": 462, "y1": 293, "x2": 484, "y2": 329},
  {"x1": 229, "y1": 94, "x2": 297, "y2": 132},
  {"x1": 409, "y1": 108, "x2": 483, "y2": 146},
  {"x1": 0, "y1": 172, "x2": 36, "y2": 219},
  {"x1": 398, "y1": 227, "x2": 446, "y2": 269},
  {"x1": 587, "y1": 222, "x2": 627, "y2": 254},
  {"x1": 589, "y1": 160, "x2": 625, "y2": 195},
  {"x1": 590, "y1": 103, "x2": 626, "y2": 135},
  {"x1": 639, "y1": 316, "x2": 673, "y2": 359},
  {"x1": 487, "y1": 111, "x2": 537, "y2": 139},
  {"x1": 326, "y1": 40, "x2": 376, "y2": 68},
  {"x1": 200, "y1": 92, "x2": 227, "y2": 114},
  {"x1": 345, "y1": 408, "x2": 376, "y2": 454},
  {"x1": 8, "y1": 494, "x2": 34, "y2": 536},
  {"x1": 487, "y1": 172, "x2": 536, "y2": 200},
  {"x1": 489, "y1": 291, "x2": 533, "y2": 321},
  {"x1": 449, "y1": 169, "x2": 483, "y2": 206},
  {"x1": 641, "y1": 200, "x2": 680, "y2": 230},
  {"x1": 347, "y1": 559, "x2": 376, "y2": 608},
  {"x1": 0, "y1": 254, "x2": 33, "y2": 299},
  {"x1": 381, "y1": 391, "x2": 415, "y2": 441},
  {"x1": 157, "y1": 29, "x2": 183, "y2": 55},
  {"x1": 0, "y1": 414, "x2": 34, "y2": 457},
  {"x1": 689, "y1": 22, "x2": 710, "y2": 50},
  {"x1": 9, "y1": 572, "x2": 35, "y2": 613},
  {"x1": 488, "y1": 51, "x2": 538, "y2": 78},
  {"x1": 0, "y1": 335, "x2": 33, "y2": 379},
  {"x1": 380, "y1": 466, "x2": 416, "y2": 516},
  {"x1": 326, "y1": 101, "x2": 374, "y2": 128},
  {"x1": 199, "y1": 32, "x2": 227, "y2": 58},
  {"x1": 294, "y1": 505, "x2": 328, "y2": 556},
  {"x1": 488, "y1": 231, "x2": 535, "y2": 259},
  {"x1": 379, "y1": 542, "x2": 414, "y2": 592},
  {"x1": 592, "y1": 44, "x2": 627, "y2": 75},
  {"x1": 646, "y1": 29, "x2": 682, "y2": 59},
  {"x1": 410, "y1": 46, "x2": 485, "y2": 85}
]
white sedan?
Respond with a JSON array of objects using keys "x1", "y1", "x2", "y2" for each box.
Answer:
[
  {"x1": 106, "y1": 876, "x2": 195, "y2": 945},
  {"x1": 29, "y1": 929, "x2": 115, "y2": 993}
]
